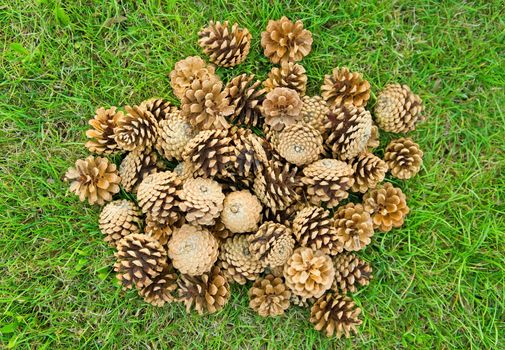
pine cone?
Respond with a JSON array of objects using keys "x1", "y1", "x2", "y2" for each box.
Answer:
[
  {"x1": 167, "y1": 224, "x2": 219, "y2": 276},
  {"x1": 173, "y1": 161, "x2": 195, "y2": 181},
  {"x1": 139, "y1": 98, "x2": 177, "y2": 121},
  {"x1": 310, "y1": 293, "x2": 362, "y2": 338},
  {"x1": 333, "y1": 203, "x2": 374, "y2": 252},
  {"x1": 198, "y1": 20, "x2": 251, "y2": 67},
  {"x1": 156, "y1": 110, "x2": 195, "y2": 161},
  {"x1": 231, "y1": 128, "x2": 268, "y2": 180},
  {"x1": 224, "y1": 74, "x2": 265, "y2": 127},
  {"x1": 293, "y1": 207, "x2": 343, "y2": 256},
  {"x1": 178, "y1": 266, "x2": 230, "y2": 314},
  {"x1": 114, "y1": 234, "x2": 167, "y2": 289},
  {"x1": 119, "y1": 149, "x2": 162, "y2": 193},
  {"x1": 248, "y1": 274, "x2": 291, "y2": 317},
  {"x1": 139, "y1": 264, "x2": 178, "y2": 307},
  {"x1": 284, "y1": 247, "x2": 334, "y2": 298},
  {"x1": 261, "y1": 16, "x2": 312, "y2": 64},
  {"x1": 248, "y1": 222, "x2": 295, "y2": 268},
  {"x1": 363, "y1": 182, "x2": 409, "y2": 232},
  {"x1": 275, "y1": 123, "x2": 323, "y2": 166},
  {"x1": 144, "y1": 216, "x2": 177, "y2": 246},
  {"x1": 321, "y1": 67, "x2": 371, "y2": 108},
  {"x1": 169, "y1": 56, "x2": 217, "y2": 100},
  {"x1": 64, "y1": 156, "x2": 120, "y2": 206},
  {"x1": 264, "y1": 62, "x2": 307, "y2": 96},
  {"x1": 332, "y1": 252, "x2": 372, "y2": 294},
  {"x1": 324, "y1": 105, "x2": 372, "y2": 160},
  {"x1": 349, "y1": 152, "x2": 388, "y2": 193},
  {"x1": 210, "y1": 220, "x2": 234, "y2": 241},
  {"x1": 300, "y1": 95, "x2": 329, "y2": 134},
  {"x1": 301, "y1": 159, "x2": 354, "y2": 208},
  {"x1": 262, "y1": 87, "x2": 303, "y2": 131},
  {"x1": 85, "y1": 106, "x2": 123, "y2": 154},
  {"x1": 99, "y1": 199, "x2": 142, "y2": 247},
  {"x1": 290, "y1": 294, "x2": 315, "y2": 307},
  {"x1": 262, "y1": 201, "x2": 304, "y2": 227},
  {"x1": 367, "y1": 124, "x2": 380, "y2": 150},
  {"x1": 384, "y1": 138, "x2": 423, "y2": 179},
  {"x1": 178, "y1": 177, "x2": 225, "y2": 226},
  {"x1": 221, "y1": 190, "x2": 262, "y2": 233},
  {"x1": 114, "y1": 105, "x2": 158, "y2": 151},
  {"x1": 375, "y1": 84, "x2": 423, "y2": 133}
]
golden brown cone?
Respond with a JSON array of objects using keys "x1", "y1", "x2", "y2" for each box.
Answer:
[
  {"x1": 349, "y1": 152, "x2": 388, "y2": 193},
  {"x1": 224, "y1": 74, "x2": 266, "y2": 127},
  {"x1": 139, "y1": 264, "x2": 178, "y2": 307},
  {"x1": 248, "y1": 221, "x2": 295, "y2": 268},
  {"x1": 119, "y1": 149, "x2": 163, "y2": 193},
  {"x1": 363, "y1": 182, "x2": 410, "y2": 232},
  {"x1": 384, "y1": 137, "x2": 423, "y2": 179},
  {"x1": 114, "y1": 105, "x2": 158, "y2": 151},
  {"x1": 262, "y1": 87, "x2": 303, "y2": 131},
  {"x1": 139, "y1": 98, "x2": 177, "y2": 121},
  {"x1": 221, "y1": 190, "x2": 262, "y2": 233},
  {"x1": 264, "y1": 62, "x2": 307, "y2": 96},
  {"x1": 321, "y1": 67, "x2": 371, "y2": 108},
  {"x1": 99, "y1": 199, "x2": 142, "y2": 247},
  {"x1": 248, "y1": 274, "x2": 291, "y2": 317},
  {"x1": 300, "y1": 95, "x2": 329, "y2": 134},
  {"x1": 169, "y1": 56, "x2": 217, "y2": 100},
  {"x1": 156, "y1": 110, "x2": 195, "y2": 161},
  {"x1": 178, "y1": 177, "x2": 225, "y2": 226},
  {"x1": 333, "y1": 203, "x2": 374, "y2": 252},
  {"x1": 275, "y1": 123, "x2": 323, "y2": 166},
  {"x1": 310, "y1": 293, "x2": 362, "y2": 338},
  {"x1": 85, "y1": 106, "x2": 123, "y2": 154},
  {"x1": 332, "y1": 252, "x2": 373, "y2": 294}
]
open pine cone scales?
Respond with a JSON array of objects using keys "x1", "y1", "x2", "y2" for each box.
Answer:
[{"x1": 310, "y1": 293, "x2": 362, "y2": 338}]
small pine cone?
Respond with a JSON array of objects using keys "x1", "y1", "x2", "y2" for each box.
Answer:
[
  {"x1": 367, "y1": 124, "x2": 380, "y2": 150},
  {"x1": 290, "y1": 295, "x2": 315, "y2": 307},
  {"x1": 375, "y1": 84, "x2": 424, "y2": 133},
  {"x1": 217, "y1": 234, "x2": 265, "y2": 285},
  {"x1": 139, "y1": 264, "x2": 178, "y2": 307},
  {"x1": 248, "y1": 222, "x2": 295, "y2": 268},
  {"x1": 261, "y1": 16, "x2": 312, "y2": 64},
  {"x1": 324, "y1": 105, "x2": 372, "y2": 160},
  {"x1": 232, "y1": 128, "x2": 268, "y2": 179},
  {"x1": 284, "y1": 247, "x2": 335, "y2": 298},
  {"x1": 198, "y1": 21, "x2": 251, "y2": 67},
  {"x1": 249, "y1": 274, "x2": 291, "y2": 317},
  {"x1": 363, "y1": 182, "x2": 410, "y2": 232},
  {"x1": 173, "y1": 161, "x2": 195, "y2": 181},
  {"x1": 139, "y1": 98, "x2": 177, "y2": 121},
  {"x1": 262, "y1": 87, "x2": 303, "y2": 131},
  {"x1": 114, "y1": 234, "x2": 167, "y2": 290},
  {"x1": 300, "y1": 95, "x2": 329, "y2": 134},
  {"x1": 119, "y1": 149, "x2": 162, "y2": 193},
  {"x1": 310, "y1": 293, "x2": 362, "y2": 338},
  {"x1": 334, "y1": 203, "x2": 374, "y2": 252},
  {"x1": 178, "y1": 266, "x2": 230, "y2": 314},
  {"x1": 178, "y1": 177, "x2": 225, "y2": 226},
  {"x1": 332, "y1": 252, "x2": 372, "y2": 294},
  {"x1": 264, "y1": 62, "x2": 307, "y2": 96},
  {"x1": 275, "y1": 123, "x2": 323, "y2": 166},
  {"x1": 64, "y1": 156, "x2": 120, "y2": 206},
  {"x1": 293, "y1": 207, "x2": 343, "y2": 256},
  {"x1": 99, "y1": 200, "x2": 142, "y2": 247},
  {"x1": 114, "y1": 105, "x2": 158, "y2": 152},
  {"x1": 137, "y1": 171, "x2": 182, "y2": 226},
  {"x1": 301, "y1": 159, "x2": 354, "y2": 208},
  {"x1": 156, "y1": 110, "x2": 195, "y2": 161},
  {"x1": 349, "y1": 152, "x2": 388, "y2": 193},
  {"x1": 384, "y1": 138, "x2": 423, "y2": 179},
  {"x1": 221, "y1": 190, "x2": 262, "y2": 233},
  {"x1": 167, "y1": 224, "x2": 219, "y2": 276},
  {"x1": 85, "y1": 106, "x2": 123, "y2": 154},
  {"x1": 169, "y1": 56, "x2": 217, "y2": 100},
  {"x1": 224, "y1": 74, "x2": 265, "y2": 127},
  {"x1": 321, "y1": 67, "x2": 371, "y2": 109},
  {"x1": 144, "y1": 216, "x2": 177, "y2": 246}
]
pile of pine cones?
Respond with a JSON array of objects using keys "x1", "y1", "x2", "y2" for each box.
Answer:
[{"x1": 65, "y1": 17, "x2": 424, "y2": 339}]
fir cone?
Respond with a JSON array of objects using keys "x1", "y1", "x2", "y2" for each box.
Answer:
[
  {"x1": 375, "y1": 84, "x2": 423, "y2": 133},
  {"x1": 221, "y1": 190, "x2": 262, "y2": 233},
  {"x1": 275, "y1": 123, "x2": 323, "y2": 166},
  {"x1": 262, "y1": 87, "x2": 303, "y2": 131},
  {"x1": 178, "y1": 177, "x2": 225, "y2": 226},
  {"x1": 284, "y1": 247, "x2": 335, "y2": 298},
  {"x1": 224, "y1": 74, "x2": 265, "y2": 127},
  {"x1": 300, "y1": 95, "x2": 329, "y2": 134},
  {"x1": 114, "y1": 234, "x2": 167, "y2": 290},
  {"x1": 231, "y1": 128, "x2": 268, "y2": 179},
  {"x1": 363, "y1": 182, "x2": 410, "y2": 232},
  {"x1": 248, "y1": 222, "x2": 295, "y2": 268},
  {"x1": 264, "y1": 62, "x2": 307, "y2": 96},
  {"x1": 367, "y1": 124, "x2": 380, "y2": 150},
  {"x1": 99, "y1": 200, "x2": 142, "y2": 247},
  {"x1": 139, "y1": 98, "x2": 177, "y2": 121},
  {"x1": 198, "y1": 20, "x2": 251, "y2": 67},
  {"x1": 156, "y1": 110, "x2": 195, "y2": 161},
  {"x1": 321, "y1": 67, "x2": 371, "y2": 108},
  {"x1": 384, "y1": 138, "x2": 423, "y2": 179},
  {"x1": 332, "y1": 252, "x2": 372, "y2": 294},
  {"x1": 310, "y1": 293, "x2": 362, "y2": 338},
  {"x1": 169, "y1": 56, "x2": 217, "y2": 100},
  {"x1": 85, "y1": 106, "x2": 123, "y2": 154},
  {"x1": 114, "y1": 105, "x2": 158, "y2": 152},
  {"x1": 64, "y1": 156, "x2": 120, "y2": 206},
  {"x1": 167, "y1": 224, "x2": 219, "y2": 276},
  {"x1": 173, "y1": 161, "x2": 195, "y2": 181},
  {"x1": 119, "y1": 149, "x2": 162, "y2": 193},
  {"x1": 349, "y1": 152, "x2": 388, "y2": 193},
  {"x1": 139, "y1": 264, "x2": 178, "y2": 307},
  {"x1": 261, "y1": 16, "x2": 312, "y2": 64},
  {"x1": 333, "y1": 203, "x2": 374, "y2": 252},
  {"x1": 248, "y1": 274, "x2": 291, "y2": 317}
]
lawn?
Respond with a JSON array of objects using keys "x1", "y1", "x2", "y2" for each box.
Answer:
[{"x1": 1, "y1": 0, "x2": 504, "y2": 349}]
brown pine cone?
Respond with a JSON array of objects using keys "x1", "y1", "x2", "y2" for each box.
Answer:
[
  {"x1": 139, "y1": 98, "x2": 177, "y2": 121},
  {"x1": 264, "y1": 62, "x2": 307, "y2": 96},
  {"x1": 178, "y1": 177, "x2": 225, "y2": 226},
  {"x1": 349, "y1": 152, "x2": 388, "y2": 193},
  {"x1": 119, "y1": 149, "x2": 163, "y2": 193},
  {"x1": 310, "y1": 293, "x2": 362, "y2": 338},
  {"x1": 321, "y1": 67, "x2": 371, "y2": 109},
  {"x1": 64, "y1": 156, "x2": 120, "y2": 206},
  {"x1": 221, "y1": 190, "x2": 262, "y2": 233},
  {"x1": 384, "y1": 138, "x2": 423, "y2": 179},
  {"x1": 367, "y1": 124, "x2": 380, "y2": 150},
  {"x1": 144, "y1": 216, "x2": 176, "y2": 246},
  {"x1": 332, "y1": 252, "x2": 373, "y2": 294},
  {"x1": 293, "y1": 206, "x2": 343, "y2": 256},
  {"x1": 224, "y1": 74, "x2": 265, "y2": 127},
  {"x1": 275, "y1": 123, "x2": 323, "y2": 166},
  {"x1": 363, "y1": 182, "x2": 410, "y2": 232},
  {"x1": 198, "y1": 20, "x2": 251, "y2": 67},
  {"x1": 261, "y1": 16, "x2": 312, "y2": 64},
  {"x1": 231, "y1": 128, "x2": 268, "y2": 180},
  {"x1": 262, "y1": 201, "x2": 304, "y2": 227},
  {"x1": 173, "y1": 161, "x2": 195, "y2": 181},
  {"x1": 248, "y1": 274, "x2": 291, "y2": 317},
  {"x1": 375, "y1": 84, "x2": 424, "y2": 133},
  {"x1": 114, "y1": 234, "x2": 167, "y2": 290},
  {"x1": 248, "y1": 222, "x2": 295, "y2": 268},
  {"x1": 85, "y1": 106, "x2": 123, "y2": 154},
  {"x1": 139, "y1": 264, "x2": 178, "y2": 307},
  {"x1": 156, "y1": 110, "x2": 195, "y2": 161},
  {"x1": 169, "y1": 56, "x2": 217, "y2": 100},
  {"x1": 114, "y1": 105, "x2": 158, "y2": 151},
  {"x1": 262, "y1": 87, "x2": 303, "y2": 131},
  {"x1": 283, "y1": 247, "x2": 335, "y2": 298},
  {"x1": 99, "y1": 199, "x2": 142, "y2": 247},
  {"x1": 300, "y1": 95, "x2": 329, "y2": 134},
  {"x1": 333, "y1": 203, "x2": 374, "y2": 252}
]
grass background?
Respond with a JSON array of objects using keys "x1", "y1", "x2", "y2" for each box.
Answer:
[{"x1": 1, "y1": 0, "x2": 504, "y2": 348}]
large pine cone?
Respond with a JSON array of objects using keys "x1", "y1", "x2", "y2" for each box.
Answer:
[
  {"x1": 224, "y1": 74, "x2": 265, "y2": 127},
  {"x1": 384, "y1": 138, "x2": 423, "y2": 179},
  {"x1": 332, "y1": 252, "x2": 373, "y2": 294},
  {"x1": 114, "y1": 234, "x2": 167, "y2": 290},
  {"x1": 262, "y1": 87, "x2": 303, "y2": 131},
  {"x1": 248, "y1": 222, "x2": 295, "y2": 268},
  {"x1": 169, "y1": 56, "x2": 216, "y2": 100},
  {"x1": 64, "y1": 156, "x2": 120, "y2": 206},
  {"x1": 375, "y1": 84, "x2": 423, "y2": 133},
  {"x1": 363, "y1": 182, "x2": 410, "y2": 232},
  {"x1": 221, "y1": 190, "x2": 262, "y2": 233},
  {"x1": 231, "y1": 128, "x2": 268, "y2": 180},
  {"x1": 248, "y1": 274, "x2": 291, "y2": 317},
  {"x1": 178, "y1": 177, "x2": 225, "y2": 226},
  {"x1": 139, "y1": 98, "x2": 177, "y2": 121},
  {"x1": 114, "y1": 105, "x2": 158, "y2": 151},
  {"x1": 283, "y1": 247, "x2": 335, "y2": 298},
  {"x1": 275, "y1": 123, "x2": 323, "y2": 166},
  {"x1": 99, "y1": 199, "x2": 142, "y2": 247},
  {"x1": 321, "y1": 67, "x2": 371, "y2": 108},
  {"x1": 156, "y1": 110, "x2": 195, "y2": 161},
  {"x1": 198, "y1": 21, "x2": 251, "y2": 67},
  {"x1": 300, "y1": 95, "x2": 329, "y2": 133},
  {"x1": 85, "y1": 106, "x2": 123, "y2": 154},
  {"x1": 139, "y1": 264, "x2": 178, "y2": 307},
  {"x1": 261, "y1": 16, "x2": 312, "y2": 64},
  {"x1": 333, "y1": 203, "x2": 374, "y2": 252},
  {"x1": 349, "y1": 152, "x2": 388, "y2": 193},
  {"x1": 264, "y1": 62, "x2": 307, "y2": 96},
  {"x1": 119, "y1": 149, "x2": 162, "y2": 193},
  {"x1": 310, "y1": 293, "x2": 362, "y2": 338}
]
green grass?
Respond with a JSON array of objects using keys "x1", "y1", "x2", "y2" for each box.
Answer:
[{"x1": 1, "y1": 0, "x2": 504, "y2": 348}]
